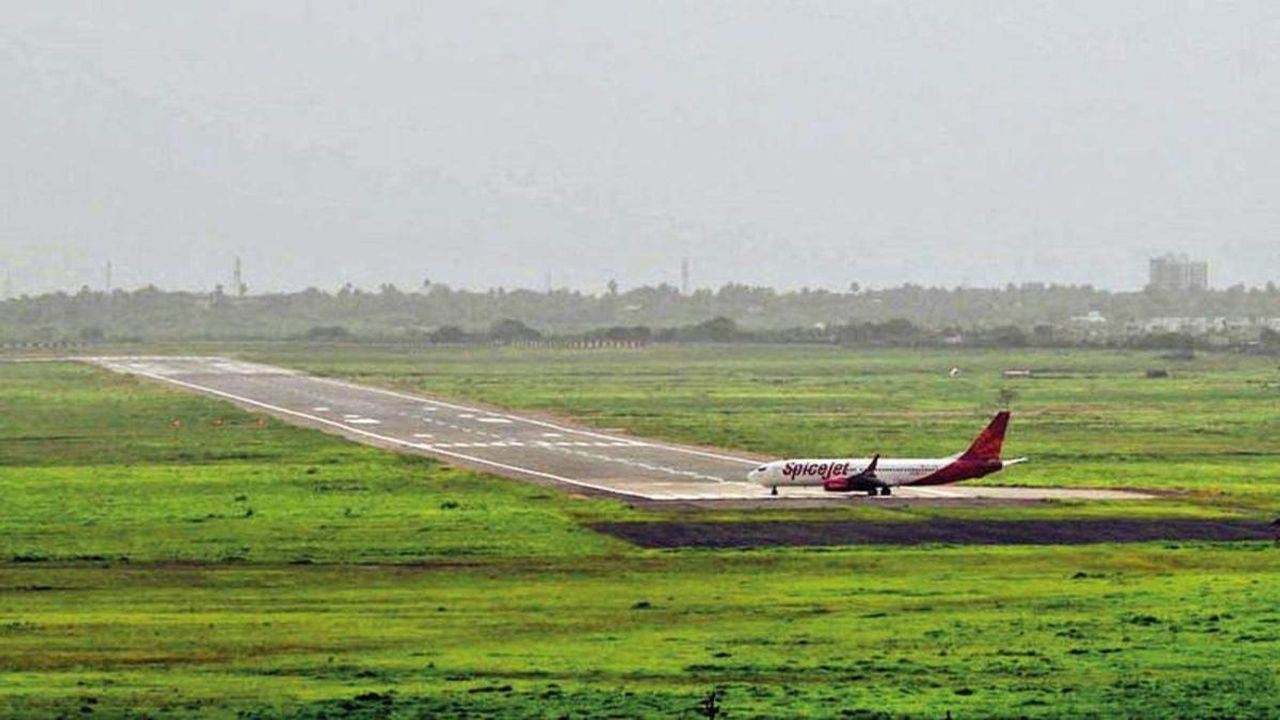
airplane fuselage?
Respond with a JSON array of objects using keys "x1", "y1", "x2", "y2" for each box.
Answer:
[{"x1": 749, "y1": 456, "x2": 1005, "y2": 489}]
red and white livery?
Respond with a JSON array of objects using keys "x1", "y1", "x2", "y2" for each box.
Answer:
[{"x1": 748, "y1": 411, "x2": 1025, "y2": 496}]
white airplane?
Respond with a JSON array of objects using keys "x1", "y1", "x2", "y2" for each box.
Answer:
[{"x1": 748, "y1": 411, "x2": 1025, "y2": 496}]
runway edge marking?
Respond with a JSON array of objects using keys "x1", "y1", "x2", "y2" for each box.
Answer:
[{"x1": 86, "y1": 359, "x2": 745, "y2": 502}]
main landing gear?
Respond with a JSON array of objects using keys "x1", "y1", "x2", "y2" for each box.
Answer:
[
  {"x1": 867, "y1": 486, "x2": 892, "y2": 497},
  {"x1": 770, "y1": 486, "x2": 778, "y2": 496}
]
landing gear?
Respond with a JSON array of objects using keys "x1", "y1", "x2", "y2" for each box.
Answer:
[
  {"x1": 879, "y1": 486, "x2": 892, "y2": 496},
  {"x1": 770, "y1": 486, "x2": 778, "y2": 496},
  {"x1": 866, "y1": 488, "x2": 877, "y2": 497}
]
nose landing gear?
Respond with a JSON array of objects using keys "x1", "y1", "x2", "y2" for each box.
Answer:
[{"x1": 770, "y1": 486, "x2": 778, "y2": 496}]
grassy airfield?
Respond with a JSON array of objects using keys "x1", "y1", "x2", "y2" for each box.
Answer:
[{"x1": 2, "y1": 348, "x2": 1279, "y2": 718}]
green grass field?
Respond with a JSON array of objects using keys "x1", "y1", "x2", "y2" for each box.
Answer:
[{"x1": 2, "y1": 348, "x2": 1279, "y2": 718}]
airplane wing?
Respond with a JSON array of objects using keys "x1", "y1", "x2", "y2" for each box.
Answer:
[{"x1": 822, "y1": 454, "x2": 884, "y2": 493}]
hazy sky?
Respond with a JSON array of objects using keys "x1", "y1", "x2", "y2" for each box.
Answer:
[{"x1": 3, "y1": 1, "x2": 1277, "y2": 295}]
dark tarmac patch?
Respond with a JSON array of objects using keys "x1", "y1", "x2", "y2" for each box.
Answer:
[{"x1": 591, "y1": 519, "x2": 1276, "y2": 548}]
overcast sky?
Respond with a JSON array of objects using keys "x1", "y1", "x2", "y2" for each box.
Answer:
[{"x1": 2, "y1": 1, "x2": 1277, "y2": 295}]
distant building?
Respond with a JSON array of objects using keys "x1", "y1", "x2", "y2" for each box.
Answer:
[
  {"x1": 1142, "y1": 317, "x2": 1278, "y2": 334},
  {"x1": 1148, "y1": 253, "x2": 1208, "y2": 292},
  {"x1": 1144, "y1": 317, "x2": 1221, "y2": 334},
  {"x1": 1069, "y1": 310, "x2": 1107, "y2": 325}
]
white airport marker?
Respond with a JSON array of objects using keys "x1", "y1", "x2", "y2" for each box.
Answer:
[
  {"x1": 413, "y1": 433, "x2": 434, "y2": 439},
  {"x1": 313, "y1": 407, "x2": 330, "y2": 412},
  {"x1": 349, "y1": 418, "x2": 381, "y2": 425},
  {"x1": 478, "y1": 417, "x2": 512, "y2": 424}
]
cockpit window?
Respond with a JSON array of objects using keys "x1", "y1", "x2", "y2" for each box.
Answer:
[{"x1": 756, "y1": 466, "x2": 769, "y2": 473}]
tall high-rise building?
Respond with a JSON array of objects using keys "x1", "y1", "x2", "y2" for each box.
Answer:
[{"x1": 1148, "y1": 254, "x2": 1208, "y2": 292}]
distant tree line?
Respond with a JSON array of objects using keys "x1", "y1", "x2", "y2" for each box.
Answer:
[
  {"x1": 2, "y1": 281, "x2": 1279, "y2": 351},
  {"x1": 403, "y1": 315, "x2": 1264, "y2": 353}
]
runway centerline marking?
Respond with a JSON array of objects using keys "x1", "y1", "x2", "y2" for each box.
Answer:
[
  {"x1": 308, "y1": 375, "x2": 760, "y2": 466},
  {"x1": 545, "y1": 445, "x2": 730, "y2": 484}
]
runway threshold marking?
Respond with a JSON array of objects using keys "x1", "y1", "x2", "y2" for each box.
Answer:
[{"x1": 106, "y1": 365, "x2": 746, "y2": 501}]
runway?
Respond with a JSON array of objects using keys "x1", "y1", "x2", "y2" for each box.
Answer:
[{"x1": 85, "y1": 356, "x2": 1153, "y2": 503}]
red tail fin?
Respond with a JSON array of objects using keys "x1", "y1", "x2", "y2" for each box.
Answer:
[{"x1": 959, "y1": 411, "x2": 1009, "y2": 461}]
